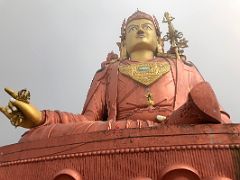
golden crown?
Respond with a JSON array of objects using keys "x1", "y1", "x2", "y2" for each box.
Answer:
[{"x1": 120, "y1": 10, "x2": 161, "y2": 40}]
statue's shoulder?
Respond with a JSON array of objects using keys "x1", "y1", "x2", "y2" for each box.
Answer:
[
  {"x1": 181, "y1": 56, "x2": 195, "y2": 67},
  {"x1": 157, "y1": 55, "x2": 195, "y2": 68},
  {"x1": 97, "y1": 52, "x2": 120, "y2": 73},
  {"x1": 178, "y1": 57, "x2": 199, "y2": 73},
  {"x1": 95, "y1": 51, "x2": 120, "y2": 74},
  {"x1": 178, "y1": 57, "x2": 202, "y2": 76}
]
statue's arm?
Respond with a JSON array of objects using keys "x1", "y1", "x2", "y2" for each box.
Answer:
[
  {"x1": 42, "y1": 68, "x2": 108, "y2": 125},
  {"x1": 189, "y1": 62, "x2": 231, "y2": 123},
  {"x1": 41, "y1": 110, "x2": 89, "y2": 125}
]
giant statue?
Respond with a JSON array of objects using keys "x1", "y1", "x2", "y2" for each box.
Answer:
[{"x1": 0, "y1": 11, "x2": 231, "y2": 142}]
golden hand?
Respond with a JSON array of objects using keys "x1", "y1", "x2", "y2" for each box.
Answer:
[{"x1": 0, "y1": 88, "x2": 43, "y2": 128}]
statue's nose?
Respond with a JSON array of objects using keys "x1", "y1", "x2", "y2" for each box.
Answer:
[{"x1": 137, "y1": 29, "x2": 144, "y2": 35}]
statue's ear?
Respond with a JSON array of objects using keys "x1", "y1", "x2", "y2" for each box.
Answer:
[
  {"x1": 116, "y1": 40, "x2": 128, "y2": 60},
  {"x1": 156, "y1": 37, "x2": 164, "y2": 56}
]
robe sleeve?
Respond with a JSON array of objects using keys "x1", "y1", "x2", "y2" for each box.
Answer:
[
  {"x1": 41, "y1": 67, "x2": 108, "y2": 125},
  {"x1": 188, "y1": 62, "x2": 231, "y2": 123}
]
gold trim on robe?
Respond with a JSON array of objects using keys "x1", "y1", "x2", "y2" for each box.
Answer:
[{"x1": 119, "y1": 62, "x2": 170, "y2": 86}]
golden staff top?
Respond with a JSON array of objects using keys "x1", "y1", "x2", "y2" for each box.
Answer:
[{"x1": 162, "y1": 12, "x2": 188, "y2": 59}]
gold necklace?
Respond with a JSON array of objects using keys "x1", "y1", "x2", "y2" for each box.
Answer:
[{"x1": 119, "y1": 61, "x2": 170, "y2": 86}]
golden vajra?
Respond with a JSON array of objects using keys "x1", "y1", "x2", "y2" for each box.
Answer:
[{"x1": 145, "y1": 92, "x2": 154, "y2": 107}]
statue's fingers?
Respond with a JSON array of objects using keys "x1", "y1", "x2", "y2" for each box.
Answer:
[
  {"x1": 8, "y1": 102, "x2": 18, "y2": 112},
  {"x1": 15, "y1": 118, "x2": 23, "y2": 127},
  {"x1": 19, "y1": 118, "x2": 23, "y2": 124},
  {"x1": 0, "y1": 106, "x2": 13, "y2": 120},
  {"x1": 5, "y1": 106, "x2": 13, "y2": 115},
  {"x1": 0, "y1": 106, "x2": 4, "y2": 113},
  {"x1": 10, "y1": 117, "x2": 18, "y2": 127},
  {"x1": 4, "y1": 88, "x2": 18, "y2": 99},
  {"x1": 11, "y1": 115, "x2": 21, "y2": 127},
  {"x1": 10, "y1": 114, "x2": 17, "y2": 121},
  {"x1": 0, "y1": 106, "x2": 7, "y2": 116},
  {"x1": 9, "y1": 98, "x2": 29, "y2": 113},
  {"x1": 0, "y1": 106, "x2": 21, "y2": 127}
]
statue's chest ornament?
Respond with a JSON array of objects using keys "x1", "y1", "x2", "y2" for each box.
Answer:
[{"x1": 118, "y1": 62, "x2": 170, "y2": 86}]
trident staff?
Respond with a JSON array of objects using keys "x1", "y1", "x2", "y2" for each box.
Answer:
[{"x1": 162, "y1": 12, "x2": 188, "y2": 59}]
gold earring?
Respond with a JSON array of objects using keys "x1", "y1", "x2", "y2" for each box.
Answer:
[{"x1": 117, "y1": 40, "x2": 128, "y2": 60}]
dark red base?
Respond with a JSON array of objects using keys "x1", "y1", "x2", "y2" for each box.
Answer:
[{"x1": 0, "y1": 124, "x2": 239, "y2": 180}]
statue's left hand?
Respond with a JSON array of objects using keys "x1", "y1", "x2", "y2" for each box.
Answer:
[{"x1": 0, "y1": 88, "x2": 43, "y2": 128}]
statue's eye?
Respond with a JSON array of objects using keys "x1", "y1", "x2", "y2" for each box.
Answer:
[
  {"x1": 143, "y1": 25, "x2": 152, "y2": 30},
  {"x1": 128, "y1": 26, "x2": 138, "y2": 32}
]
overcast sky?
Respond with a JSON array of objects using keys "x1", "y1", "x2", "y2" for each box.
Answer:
[{"x1": 0, "y1": 0, "x2": 239, "y2": 146}]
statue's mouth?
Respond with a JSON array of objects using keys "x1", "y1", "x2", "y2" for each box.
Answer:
[{"x1": 136, "y1": 34, "x2": 145, "y2": 38}]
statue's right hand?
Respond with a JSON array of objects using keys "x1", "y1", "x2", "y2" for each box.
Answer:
[{"x1": 0, "y1": 88, "x2": 43, "y2": 128}]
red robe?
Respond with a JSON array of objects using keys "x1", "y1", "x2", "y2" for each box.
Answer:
[{"x1": 20, "y1": 57, "x2": 230, "y2": 142}]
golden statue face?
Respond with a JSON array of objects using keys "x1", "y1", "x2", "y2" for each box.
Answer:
[{"x1": 125, "y1": 19, "x2": 158, "y2": 55}]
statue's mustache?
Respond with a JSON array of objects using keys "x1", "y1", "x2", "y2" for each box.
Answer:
[{"x1": 136, "y1": 33, "x2": 145, "y2": 38}]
